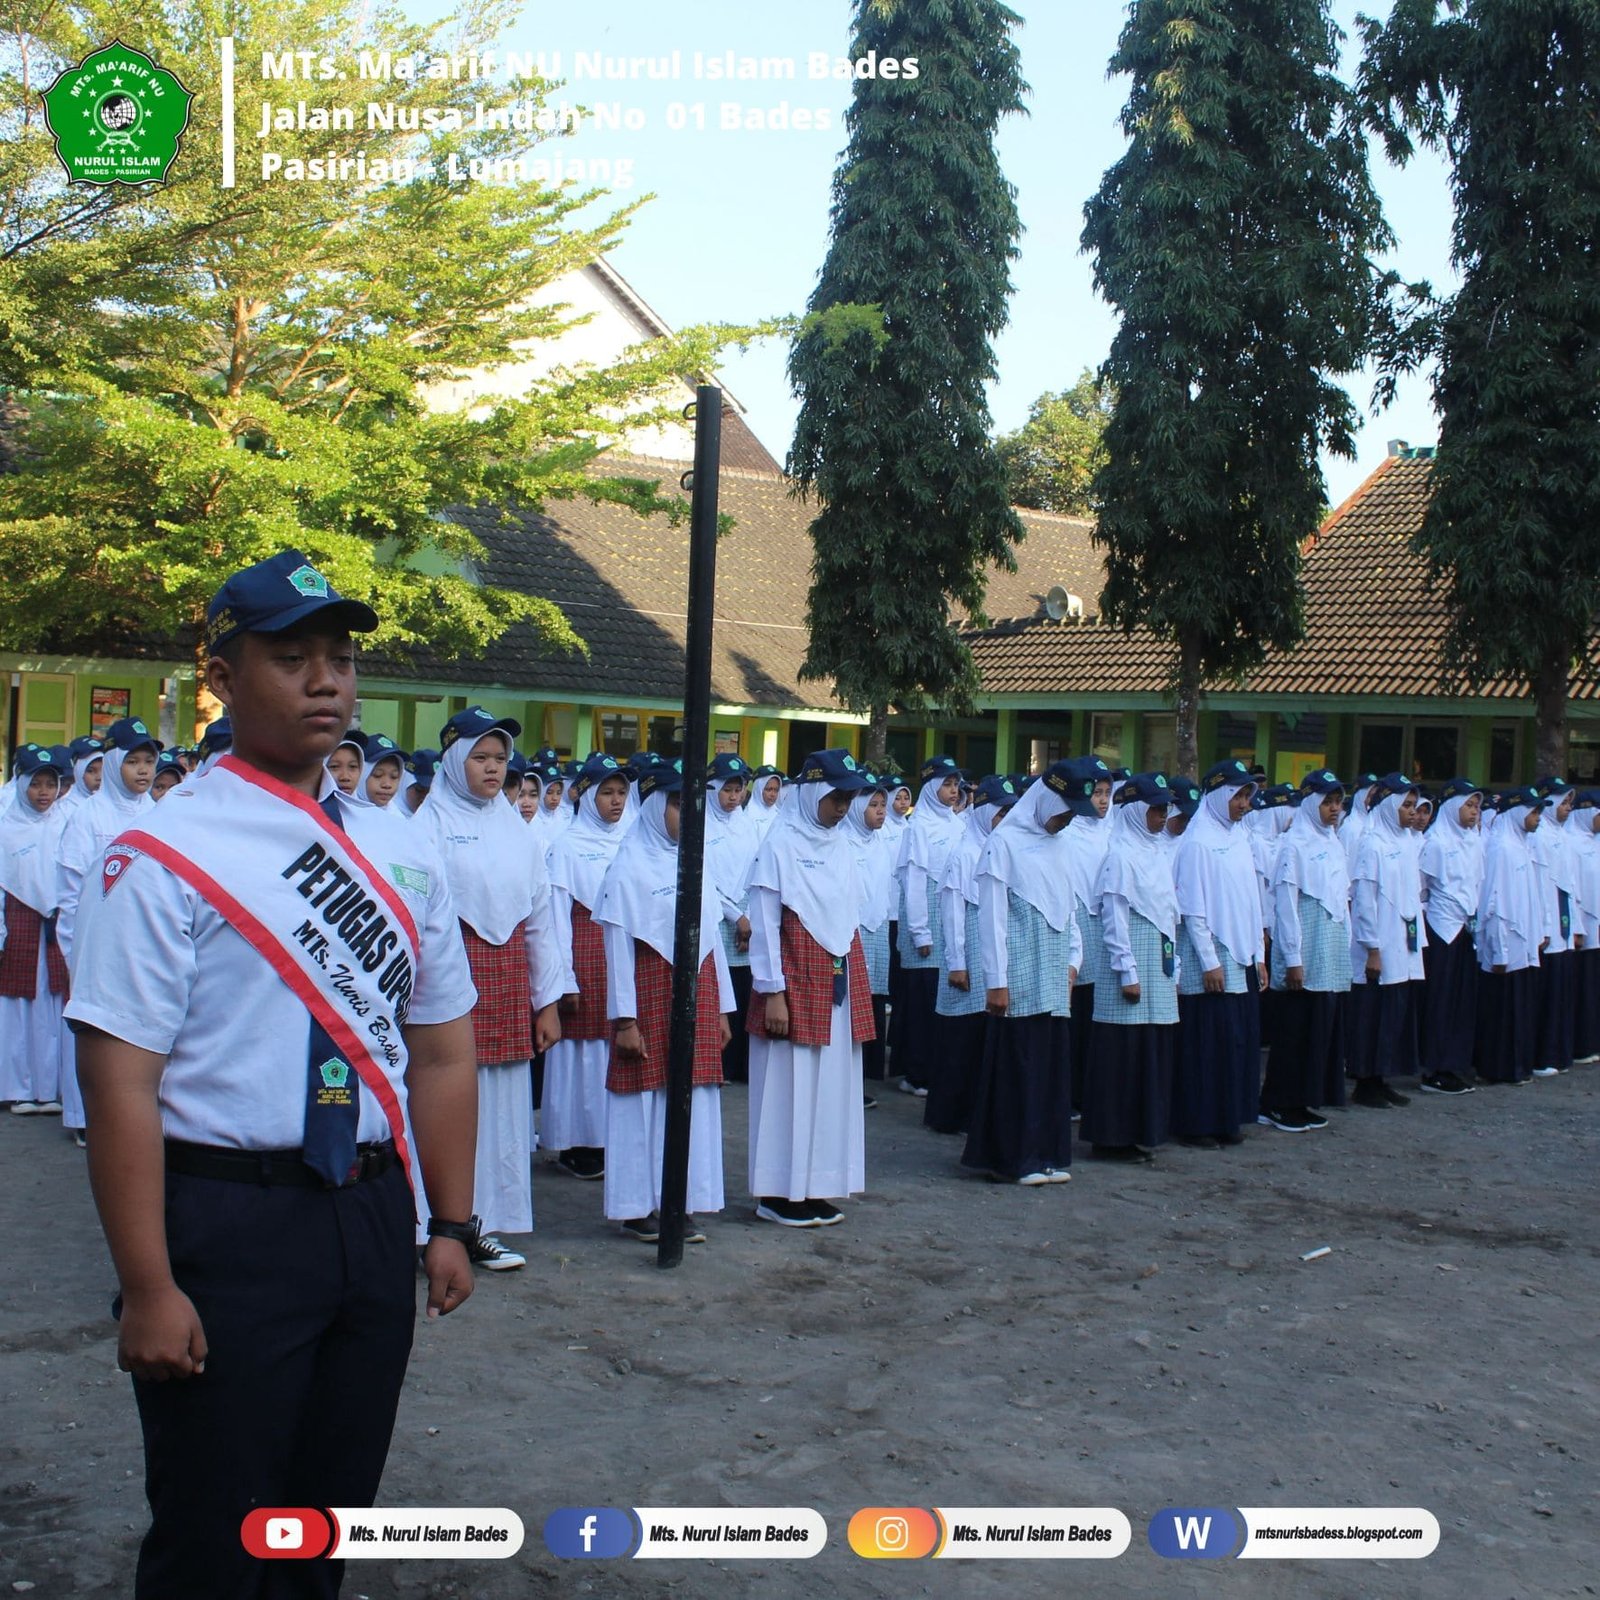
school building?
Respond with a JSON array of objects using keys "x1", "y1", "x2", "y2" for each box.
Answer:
[{"x1": 3, "y1": 259, "x2": 1595, "y2": 781}]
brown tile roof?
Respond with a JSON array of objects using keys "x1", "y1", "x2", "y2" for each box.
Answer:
[
  {"x1": 368, "y1": 458, "x2": 1105, "y2": 710},
  {"x1": 966, "y1": 454, "x2": 1600, "y2": 704}
]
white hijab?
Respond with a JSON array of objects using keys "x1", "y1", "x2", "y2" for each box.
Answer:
[
  {"x1": 75, "y1": 746, "x2": 155, "y2": 839},
  {"x1": 1274, "y1": 793, "x2": 1351, "y2": 923},
  {"x1": 414, "y1": 732, "x2": 543, "y2": 945},
  {"x1": 347, "y1": 746, "x2": 405, "y2": 811},
  {"x1": 1351, "y1": 792, "x2": 1422, "y2": 918},
  {"x1": 898, "y1": 776, "x2": 965, "y2": 878},
  {"x1": 747, "y1": 780, "x2": 863, "y2": 956},
  {"x1": 0, "y1": 768, "x2": 63, "y2": 914},
  {"x1": 844, "y1": 789, "x2": 897, "y2": 930},
  {"x1": 1563, "y1": 802, "x2": 1600, "y2": 922},
  {"x1": 1529, "y1": 796, "x2": 1578, "y2": 893},
  {"x1": 1480, "y1": 804, "x2": 1542, "y2": 941},
  {"x1": 940, "y1": 801, "x2": 1006, "y2": 910},
  {"x1": 1095, "y1": 798, "x2": 1177, "y2": 939},
  {"x1": 705, "y1": 775, "x2": 760, "y2": 910},
  {"x1": 975, "y1": 779, "x2": 1076, "y2": 930},
  {"x1": 1174, "y1": 783, "x2": 1264, "y2": 966},
  {"x1": 593, "y1": 788, "x2": 719, "y2": 966},
  {"x1": 548, "y1": 777, "x2": 627, "y2": 911},
  {"x1": 1419, "y1": 794, "x2": 1484, "y2": 928},
  {"x1": 1060, "y1": 794, "x2": 1113, "y2": 912}
]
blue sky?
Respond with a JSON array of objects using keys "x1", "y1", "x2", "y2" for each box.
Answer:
[{"x1": 411, "y1": 0, "x2": 1455, "y2": 505}]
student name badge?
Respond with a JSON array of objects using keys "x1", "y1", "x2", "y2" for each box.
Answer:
[
  {"x1": 1404, "y1": 917, "x2": 1419, "y2": 954},
  {"x1": 1160, "y1": 937, "x2": 1175, "y2": 978}
]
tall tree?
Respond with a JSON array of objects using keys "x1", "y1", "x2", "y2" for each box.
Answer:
[
  {"x1": 0, "y1": 0, "x2": 750, "y2": 664},
  {"x1": 996, "y1": 369, "x2": 1114, "y2": 517},
  {"x1": 1082, "y1": 0, "x2": 1397, "y2": 775},
  {"x1": 787, "y1": 0, "x2": 1026, "y2": 758},
  {"x1": 1362, "y1": 0, "x2": 1600, "y2": 779}
]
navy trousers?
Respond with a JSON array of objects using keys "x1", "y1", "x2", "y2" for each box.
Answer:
[{"x1": 131, "y1": 1163, "x2": 416, "y2": 1599}]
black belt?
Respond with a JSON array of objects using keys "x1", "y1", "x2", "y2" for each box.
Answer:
[{"x1": 163, "y1": 1138, "x2": 399, "y2": 1189}]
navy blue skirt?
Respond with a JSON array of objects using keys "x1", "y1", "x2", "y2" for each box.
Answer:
[
  {"x1": 891, "y1": 967, "x2": 941, "y2": 1087},
  {"x1": 1171, "y1": 982, "x2": 1261, "y2": 1139},
  {"x1": 1536, "y1": 950, "x2": 1576, "y2": 1072},
  {"x1": 924, "y1": 1011, "x2": 986, "y2": 1135},
  {"x1": 1476, "y1": 966, "x2": 1537, "y2": 1083},
  {"x1": 1260, "y1": 988, "x2": 1347, "y2": 1110},
  {"x1": 1420, "y1": 924, "x2": 1477, "y2": 1078},
  {"x1": 1082, "y1": 1021, "x2": 1174, "y2": 1148},
  {"x1": 961, "y1": 1014, "x2": 1074, "y2": 1180},
  {"x1": 1345, "y1": 974, "x2": 1416, "y2": 1081},
  {"x1": 1574, "y1": 947, "x2": 1600, "y2": 1062}
]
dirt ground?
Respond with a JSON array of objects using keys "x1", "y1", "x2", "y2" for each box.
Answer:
[{"x1": 1, "y1": 1065, "x2": 1596, "y2": 1600}]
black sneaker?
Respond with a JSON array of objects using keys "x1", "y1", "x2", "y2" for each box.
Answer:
[
  {"x1": 467, "y1": 1217, "x2": 526, "y2": 1271},
  {"x1": 1379, "y1": 1082, "x2": 1411, "y2": 1107},
  {"x1": 619, "y1": 1214, "x2": 660, "y2": 1242},
  {"x1": 1420, "y1": 1073, "x2": 1474, "y2": 1096},
  {"x1": 558, "y1": 1148, "x2": 605, "y2": 1180},
  {"x1": 1175, "y1": 1134, "x2": 1221, "y2": 1149},
  {"x1": 1257, "y1": 1108, "x2": 1313, "y2": 1132},
  {"x1": 1351, "y1": 1079, "x2": 1390, "y2": 1108},
  {"x1": 755, "y1": 1197, "x2": 820, "y2": 1228},
  {"x1": 807, "y1": 1199, "x2": 844, "y2": 1226},
  {"x1": 863, "y1": 1093, "x2": 878, "y2": 1110},
  {"x1": 1296, "y1": 1107, "x2": 1330, "y2": 1129},
  {"x1": 1091, "y1": 1144, "x2": 1154, "y2": 1163}
]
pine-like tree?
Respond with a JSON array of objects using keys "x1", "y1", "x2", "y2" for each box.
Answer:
[
  {"x1": 1082, "y1": 0, "x2": 1396, "y2": 774},
  {"x1": 1362, "y1": 0, "x2": 1600, "y2": 779},
  {"x1": 787, "y1": 0, "x2": 1026, "y2": 755}
]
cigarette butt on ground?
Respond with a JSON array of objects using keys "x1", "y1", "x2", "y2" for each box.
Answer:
[{"x1": 1299, "y1": 1246, "x2": 1332, "y2": 1261}]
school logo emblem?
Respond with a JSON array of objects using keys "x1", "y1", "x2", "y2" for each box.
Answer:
[
  {"x1": 40, "y1": 43, "x2": 194, "y2": 186},
  {"x1": 1155, "y1": 774, "x2": 1168, "y2": 787},
  {"x1": 287, "y1": 564, "x2": 330, "y2": 598},
  {"x1": 842, "y1": 755, "x2": 857, "y2": 771},
  {"x1": 101, "y1": 843, "x2": 140, "y2": 897},
  {"x1": 318, "y1": 1059, "x2": 350, "y2": 1090}
]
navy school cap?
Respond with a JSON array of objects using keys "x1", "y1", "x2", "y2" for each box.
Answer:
[
  {"x1": 533, "y1": 761, "x2": 563, "y2": 784},
  {"x1": 1498, "y1": 786, "x2": 1547, "y2": 812},
  {"x1": 153, "y1": 750, "x2": 186, "y2": 779},
  {"x1": 638, "y1": 759, "x2": 684, "y2": 802},
  {"x1": 1438, "y1": 777, "x2": 1482, "y2": 803},
  {"x1": 1370, "y1": 771, "x2": 1416, "y2": 800},
  {"x1": 1259, "y1": 783, "x2": 1298, "y2": 809},
  {"x1": 48, "y1": 743, "x2": 73, "y2": 768},
  {"x1": 440, "y1": 706, "x2": 521, "y2": 752},
  {"x1": 204, "y1": 550, "x2": 379, "y2": 656},
  {"x1": 1040, "y1": 758, "x2": 1097, "y2": 815},
  {"x1": 972, "y1": 774, "x2": 1019, "y2": 809},
  {"x1": 405, "y1": 749, "x2": 438, "y2": 788},
  {"x1": 1114, "y1": 772, "x2": 1174, "y2": 808},
  {"x1": 918, "y1": 754, "x2": 965, "y2": 786},
  {"x1": 1168, "y1": 776, "x2": 1202, "y2": 817},
  {"x1": 333, "y1": 727, "x2": 365, "y2": 757},
  {"x1": 708, "y1": 753, "x2": 752, "y2": 783},
  {"x1": 504, "y1": 752, "x2": 531, "y2": 782},
  {"x1": 1537, "y1": 775, "x2": 1574, "y2": 798},
  {"x1": 1573, "y1": 788, "x2": 1600, "y2": 811},
  {"x1": 798, "y1": 748, "x2": 872, "y2": 792},
  {"x1": 14, "y1": 745, "x2": 62, "y2": 779},
  {"x1": 572, "y1": 753, "x2": 626, "y2": 797},
  {"x1": 68, "y1": 734, "x2": 104, "y2": 760},
  {"x1": 1300, "y1": 768, "x2": 1346, "y2": 797},
  {"x1": 363, "y1": 732, "x2": 408, "y2": 766},
  {"x1": 104, "y1": 716, "x2": 161, "y2": 755},
  {"x1": 1107, "y1": 765, "x2": 1133, "y2": 783},
  {"x1": 199, "y1": 716, "x2": 232, "y2": 754},
  {"x1": 1202, "y1": 758, "x2": 1256, "y2": 793}
]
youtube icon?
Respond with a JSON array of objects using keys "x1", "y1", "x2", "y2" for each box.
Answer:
[{"x1": 240, "y1": 1508, "x2": 335, "y2": 1560}]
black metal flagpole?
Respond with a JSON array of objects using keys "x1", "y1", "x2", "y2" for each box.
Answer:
[{"x1": 658, "y1": 385, "x2": 722, "y2": 1268}]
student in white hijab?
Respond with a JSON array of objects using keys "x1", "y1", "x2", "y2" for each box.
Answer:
[
  {"x1": 891, "y1": 756, "x2": 967, "y2": 1097},
  {"x1": 959, "y1": 760, "x2": 1092, "y2": 1185},
  {"x1": 0, "y1": 747, "x2": 70, "y2": 1116},
  {"x1": 1530, "y1": 778, "x2": 1581, "y2": 1075},
  {"x1": 1340, "y1": 774, "x2": 1384, "y2": 872},
  {"x1": 1260, "y1": 771, "x2": 1351, "y2": 1129},
  {"x1": 745, "y1": 750, "x2": 874, "y2": 1228},
  {"x1": 704, "y1": 755, "x2": 761, "y2": 1086},
  {"x1": 1060, "y1": 756, "x2": 1114, "y2": 1119},
  {"x1": 1080, "y1": 773, "x2": 1182, "y2": 1162},
  {"x1": 929, "y1": 776, "x2": 1017, "y2": 1137},
  {"x1": 58, "y1": 717, "x2": 160, "y2": 966},
  {"x1": 1417, "y1": 779, "x2": 1486, "y2": 1094},
  {"x1": 532, "y1": 760, "x2": 574, "y2": 849},
  {"x1": 1347, "y1": 774, "x2": 1424, "y2": 1107},
  {"x1": 1475, "y1": 788, "x2": 1549, "y2": 1084},
  {"x1": 345, "y1": 733, "x2": 408, "y2": 812},
  {"x1": 543, "y1": 754, "x2": 631, "y2": 1181},
  {"x1": 324, "y1": 728, "x2": 365, "y2": 796},
  {"x1": 593, "y1": 765, "x2": 731, "y2": 1241},
  {"x1": 48, "y1": 736, "x2": 103, "y2": 833},
  {"x1": 746, "y1": 767, "x2": 786, "y2": 839},
  {"x1": 1171, "y1": 759, "x2": 1267, "y2": 1147},
  {"x1": 1566, "y1": 789, "x2": 1600, "y2": 1064},
  {"x1": 413, "y1": 709, "x2": 569, "y2": 1267}
]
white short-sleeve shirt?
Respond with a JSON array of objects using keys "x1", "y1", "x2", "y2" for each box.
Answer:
[{"x1": 64, "y1": 782, "x2": 476, "y2": 1148}]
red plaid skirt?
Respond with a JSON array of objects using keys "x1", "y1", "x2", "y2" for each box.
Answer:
[
  {"x1": 745, "y1": 909, "x2": 874, "y2": 1048},
  {"x1": 461, "y1": 919, "x2": 532, "y2": 1064},
  {"x1": 564, "y1": 901, "x2": 610, "y2": 1042},
  {"x1": 0, "y1": 895, "x2": 68, "y2": 1000},
  {"x1": 608, "y1": 945, "x2": 724, "y2": 1095}
]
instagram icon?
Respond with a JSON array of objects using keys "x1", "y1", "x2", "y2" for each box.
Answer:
[{"x1": 848, "y1": 1507, "x2": 939, "y2": 1560}]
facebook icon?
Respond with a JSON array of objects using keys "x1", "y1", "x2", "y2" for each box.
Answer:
[
  {"x1": 1148, "y1": 1508, "x2": 1242, "y2": 1558},
  {"x1": 544, "y1": 1507, "x2": 636, "y2": 1559}
]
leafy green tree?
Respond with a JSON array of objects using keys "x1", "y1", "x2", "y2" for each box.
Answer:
[
  {"x1": 1361, "y1": 0, "x2": 1600, "y2": 779},
  {"x1": 1082, "y1": 0, "x2": 1398, "y2": 774},
  {"x1": 0, "y1": 0, "x2": 751, "y2": 664},
  {"x1": 787, "y1": 0, "x2": 1026, "y2": 757},
  {"x1": 996, "y1": 369, "x2": 1114, "y2": 517}
]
